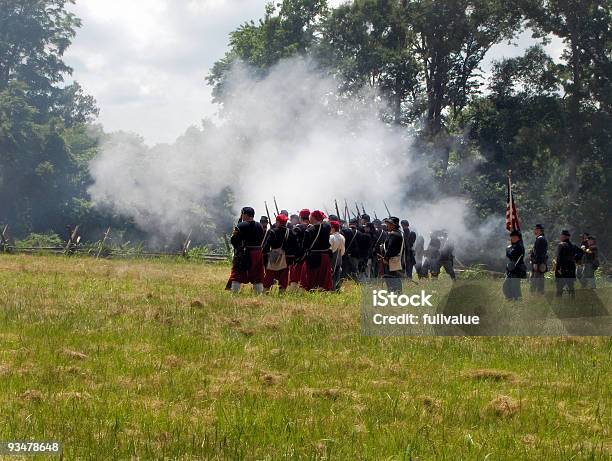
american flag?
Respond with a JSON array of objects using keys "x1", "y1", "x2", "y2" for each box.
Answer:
[{"x1": 506, "y1": 172, "x2": 520, "y2": 232}]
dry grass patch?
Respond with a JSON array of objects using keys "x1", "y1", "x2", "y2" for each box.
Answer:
[
  {"x1": 0, "y1": 364, "x2": 11, "y2": 376},
  {"x1": 421, "y1": 395, "x2": 442, "y2": 411},
  {"x1": 163, "y1": 354, "x2": 184, "y2": 368},
  {"x1": 463, "y1": 368, "x2": 519, "y2": 382},
  {"x1": 301, "y1": 387, "x2": 343, "y2": 400},
  {"x1": 61, "y1": 348, "x2": 88, "y2": 360},
  {"x1": 20, "y1": 389, "x2": 44, "y2": 402},
  {"x1": 260, "y1": 372, "x2": 285, "y2": 386},
  {"x1": 483, "y1": 395, "x2": 521, "y2": 418},
  {"x1": 522, "y1": 434, "x2": 538, "y2": 447},
  {"x1": 55, "y1": 391, "x2": 92, "y2": 401}
]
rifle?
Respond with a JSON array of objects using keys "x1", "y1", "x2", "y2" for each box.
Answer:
[
  {"x1": 334, "y1": 199, "x2": 341, "y2": 221},
  {"x1": 355, "y1": 202, "x2": 361, "y2": 219},
  {"x1": 374, "y1": 211, "x2": 378, "y2": 220},
  {"x1": 264, "y1": 201, "x2": 272, "y2": 225},
  {"x1": 383, "y1": 201, "x2": 392, "y2": 217},
  {"x1": 361, "y1": 203, "x2": 366, "y2": 216},
  {"x1": 344, "y1": 199, "x2": 350, "y2": 222},
  {"x1": 273, "y1": 196, "x2": 280, "y2": 216}
]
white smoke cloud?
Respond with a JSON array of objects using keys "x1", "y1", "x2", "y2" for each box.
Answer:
[{"x1": 88, "y1": 56, "x2": 497, "y2": 253}]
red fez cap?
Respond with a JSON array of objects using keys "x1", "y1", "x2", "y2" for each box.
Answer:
[
  {"x1": 311, "y1": 210, "x2": 326, "y2": 222},
  {"x1": 330, "y1": 220, "x2": 340, "y2": 231},
  {"x1": 299, "y1": 209, "x2": 311, "y2": 219},
  {"x1": 276, "y1": 214, "x2": 288, "y2": 224}
]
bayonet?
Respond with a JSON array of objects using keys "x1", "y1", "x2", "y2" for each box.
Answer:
[
  {"x1": 264, "y1": 201, "x2": 272, "y2": 223},
  {"x1": 383, "y1": 201, "x2": 392, "y2": 217}
]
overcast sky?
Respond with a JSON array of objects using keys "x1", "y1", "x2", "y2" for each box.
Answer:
[{"x1": 64, "y1": 0, "x2": 564, "y2": 145}]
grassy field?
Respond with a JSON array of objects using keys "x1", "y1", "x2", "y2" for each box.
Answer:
[{"x1": 0, "y1": 254, "x2": 610, "y2": 460}]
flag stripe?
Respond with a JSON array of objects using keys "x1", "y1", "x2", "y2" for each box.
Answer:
[{"x1": 506, "y1": 176, "x2": 520, "y2": 232}]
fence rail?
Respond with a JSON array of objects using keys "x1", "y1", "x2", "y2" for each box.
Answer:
[{"x1": 3, "y1": 245, "x2": 229, "y2": 262}]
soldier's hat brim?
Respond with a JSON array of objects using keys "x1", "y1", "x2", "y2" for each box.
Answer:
[{"x1": 384, "y1": 217, "x2": 400, "y2": 227}]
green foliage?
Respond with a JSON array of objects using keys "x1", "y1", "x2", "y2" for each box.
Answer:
[
  {"x1": 15, "y1": 232, "x2": 63, "y2": 248},
  {"x1": 186, "y1": 245, "x2": 210, "y2": 260},
  {"x1": 0, "y1": 0, "x2": 123, "y2": 242}
]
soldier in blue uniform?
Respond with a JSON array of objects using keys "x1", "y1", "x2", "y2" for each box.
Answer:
[
  {"x1": 503, "y1": 230, "x2": 527, "y2": 300},
  {"x1": 529, "y1": 224, "x2": 548, "y2": 294},
  {"x1": 381, "y1": 217, "x2": 404, "y2": 294},
  {"x1": 554, "y1": 230, "x2": 577, "y2": 298}
]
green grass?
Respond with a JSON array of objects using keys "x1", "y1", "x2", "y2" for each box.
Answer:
[{"x1": 0, "y1": 255, "x2": 610, "y2": 460}]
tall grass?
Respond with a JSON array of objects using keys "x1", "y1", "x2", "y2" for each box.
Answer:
[{"x1": 0, "y1": 255, "x2": 609, "y2": 460}]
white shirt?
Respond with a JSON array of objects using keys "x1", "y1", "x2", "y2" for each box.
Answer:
[{"x1": 329, "y1": 232, "x2": 346, "y2": 257}]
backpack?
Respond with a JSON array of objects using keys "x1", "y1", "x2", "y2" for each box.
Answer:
[{"x1": 267, "y1": 228, "x2": 290, "y2": 271}]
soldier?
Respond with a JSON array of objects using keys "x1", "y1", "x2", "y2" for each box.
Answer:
[
  {"x1": 421, "y1": 232, "x2": 441, "y2": 279},
  {"x1": 262, "y1": 214, "x2": 296, "y2": 293},
  {"x1": 356, "y1": 222, "x2": 373, "y2": 281},
  {"x1": 347, "y1": 219, "x2": 362, "y2": 280},
  {"x1": 381, "y1": 217, "x2": 404, "y2": 293},
  {"x1": 371, "y1": 222, "x2": 387, "y2": 278},
  {"x1": 289, "y1": 214, "x2": 299, "y2": 228},
  {"x1": 301, "y1": 210, "x2": 333, "y2": 291},
  {"x1": 554, "y1": 230, "x2": 577, "y2": 298},
  {"x1": 329, "y1": 220, "x2": 346, "y2": 291},
  {"x1": 580, "y1": 235, "x2": 599, "y2": 289},
  {"x1": 437, "y1": 231, "x2": 456, "y2": 281},
  {"x1": 400, "y1": 220, "x2": 417, "y2": 279},
  {"x1": 362, "y1": 222, "x2": 377, "y2": 279},
  {"x1": 228, "y1": 207, "x2": 265, "y2": 294},
  {"x1": 260, "y1": 216, "x2": 270, "y2": 231},
  {"x1": 503, "y1": 230, "x2": 527, "y2": 300},
  {"x1": 288, "y1": 209, "x2": 310, "y2": 290},
  {"x1": 414, "y1": 234, "x2": 425, "y2": 278},
  {"x1": 575, "y1": 232, "x2": 589, "y2": 284},
  {"x1": 529, "y1": 224, "x2": 548, "y2": 294},
  {"x1": 341, "y1": 219, "x2": 357, "y2": 280}
]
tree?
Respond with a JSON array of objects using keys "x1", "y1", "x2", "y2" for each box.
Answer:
[
  {"x1": 0, "y1": 0, "x2": 99, "y2": 237},
  {"x1": 207, "y1": 0, "x2": 328, "y2": 105},
  {"x1": 521, "y1": 0, "x2": 612, "y2": 196},
  {"x1": 405, "y1": 0, "x2": 522, "y2": 171},
  {"x1": 321, "y1": 0, "x2": 421, "y2": 124}
]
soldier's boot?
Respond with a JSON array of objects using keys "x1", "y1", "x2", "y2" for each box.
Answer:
[
  {"x1": 230, "y1": 282, "x2": 241, "y2": 293},
  {"x1": 288, "y1": 282, "x2": 300, "y2": 291}
]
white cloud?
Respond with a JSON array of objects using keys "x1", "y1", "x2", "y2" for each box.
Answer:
[{"x1": 65, "y1": 0, "x2": 264, "y2": 145}]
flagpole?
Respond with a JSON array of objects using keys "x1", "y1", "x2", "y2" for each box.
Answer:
[{"x1": 508, "y1": 170, "x2": 515, "y2": 231}]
